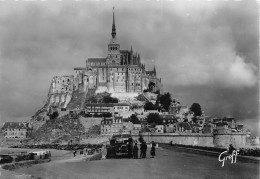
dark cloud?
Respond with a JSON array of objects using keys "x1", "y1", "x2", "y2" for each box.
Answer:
[{"x1": 0, "y1": 0, "x2": 258, "y2": 135}]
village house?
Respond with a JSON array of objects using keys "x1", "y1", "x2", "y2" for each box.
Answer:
[
  {"x1": 155, "y1": 125, "x2": 164, "y2": 133},
  {"x1": 85, "y1": 103, "x2": 114, "y2": 115},
  {"x1": 173, "y1": 122, "x2": 192, "y2": 133},
  {"x1": 235, "y1": 124, "x2": 244, "y2": 132},
  {"x1": 160, "y1": 114, "x2": 177, "y2": 126},
  {"x1": 132, "y1": 124, "x2": 142, "y2": 135},
  {"x1": 85, "y1": 103, "x2": 130, "y2": 115},
  {"x1": 100, "y1": 118, "x2": 113, "y2": 136},
  {"x1": 168, "y1": 99, "x2": 181, "y2": 114},
  {"x1": 1, "y1": 122, "x2": 28, "y2": 139},
  {"x1": 113, "y1": 103, "x2": 130, "y2": 113},
  {"x1": 190, "y1": 123, "x2": 201, "y2": 133},
  {"x1": 111, "y1": 116, "x2": 123, "y2": 135},
  {"x1": 100, "y1": 116, "x2": 125, "y2": 136},
  {"x1": 203, "y1": 123, "x2": 216, "y2": 133}
]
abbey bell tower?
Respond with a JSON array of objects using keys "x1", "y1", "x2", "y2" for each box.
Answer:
[{"x1": 108, "y1": 7, "x2": 120, "y2": 65}]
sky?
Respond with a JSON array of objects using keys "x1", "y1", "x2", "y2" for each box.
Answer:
[{"x1": 0, "y1": 0, "x2": 259, "y2": 135}]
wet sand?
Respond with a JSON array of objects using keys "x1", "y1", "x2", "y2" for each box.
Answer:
[
  {"x1": 0, "y1": 147, "x2": 79, "y2": 179},
  {"x1": 7, "y1": 147, "x2": 260, "y2": 179}
]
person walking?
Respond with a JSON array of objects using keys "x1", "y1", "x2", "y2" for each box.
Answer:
[
  {"x1": 83, "y1": 148, "x2": 87, "y2": 156},
  {"x1": 143, "y1": 141, "x2": 147, "y2": 158},
  {"x1": 228, "y1": 144, "x2": 236, "y2": 154},
  {"x1": 133, "y1": 143, "x2": 139, "y2": 159},
  {"x1": 150, "y1": 141, "x2": 156, "y2": 158},
  {"x1": 73, "y1": 150, "x2": 77, "y2": 157},
  {"x1": 140, "y1": 142, "x2": 144, "y2": 158},
  {"x1": 127, "y1": 142, "x2": 132, "y2": 159}
]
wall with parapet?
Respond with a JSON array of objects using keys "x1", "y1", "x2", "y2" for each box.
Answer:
[
  {"x1": 213, "y1": 132, "x2": 247, "y2": 149},
  {"x1": 132, "y1": 133, "x2": 214, "y2": 147},
  {"x1": 132, "y1": 132, "x2": 247, "y2": 148}
]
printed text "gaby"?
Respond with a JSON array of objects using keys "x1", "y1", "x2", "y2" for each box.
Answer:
[{"x1": 218, "y1": 150, "x2": 239, "y2": 167}]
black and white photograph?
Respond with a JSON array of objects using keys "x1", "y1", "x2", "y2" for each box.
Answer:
[{"x1": 0, "y1": 0, "x2": 259, "y2": 178}]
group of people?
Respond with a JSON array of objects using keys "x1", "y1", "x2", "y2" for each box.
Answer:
[{"x1": 127, "y1": 141, "x2": 156, "y2": 159}]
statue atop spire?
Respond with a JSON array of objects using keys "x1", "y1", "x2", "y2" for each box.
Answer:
[{"x1": 111, "y1": 7, "x2": 116, "y2": 38}]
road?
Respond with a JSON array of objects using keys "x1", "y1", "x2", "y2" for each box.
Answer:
[{"x1": 12, "y1": 147, "x2": 259, "y2": 179}]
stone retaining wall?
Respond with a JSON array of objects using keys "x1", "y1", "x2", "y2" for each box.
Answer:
[{"x1": 132, "y1": 132, "x2": 247, "y2": 148}]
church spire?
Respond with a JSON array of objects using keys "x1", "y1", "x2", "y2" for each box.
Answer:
[
  {"x1": 111, "y1": 7, "x2": 116, "y2": 38},
  {"x1": 154, "y1": 66, "x2": 156, "y2": 74}
]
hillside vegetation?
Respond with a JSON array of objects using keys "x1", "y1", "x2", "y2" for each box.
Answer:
[{"x1": 29, "y1": 113, "x2": 85, "y2": 144}]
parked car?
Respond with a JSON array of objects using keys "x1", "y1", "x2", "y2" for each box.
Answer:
[{"x1": 107, "y1": 134, "x2": 132, "y2": 158}]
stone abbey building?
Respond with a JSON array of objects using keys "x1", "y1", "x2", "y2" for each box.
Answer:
[
  {"x1": 74, "y1": 9, "x2": 162, "y2": 93},
  {"x1": 44, "y1": 9, "x2": 163, "y2": 111}
]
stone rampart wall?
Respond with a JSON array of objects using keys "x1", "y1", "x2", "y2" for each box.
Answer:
[
  {"x1": 132, "y1": 132, "x2": 247, "y2": 148},
  {"x1": 213, "y1": 132, "x2": 247, "y2": 148}
]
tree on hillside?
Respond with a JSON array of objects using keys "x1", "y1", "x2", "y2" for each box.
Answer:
[
  {"x1": 144, "y1": 101, "x2": 157, "y2": 111},
  {"x1": 192, "y1": 116, "x2": 198, "y2": 123},
  {"x1": 148, "y1": 81, "x2": 155, "y2": 92},
  {"x1": 190, "y1": 103, "x2": 202, "y2": 116},
  {"x1": 89, "y1": 96, "x2": 98, "y2": 103},
  {"x1": 158, "y1": 92, "x2": 172, "y2": 111},
  {"x1": 129, "y1": 114, "x2": 140, "y2": 124},
  {"x1": 50, "y1": 111, "x2": 59, "y2": 120},
  {"x1": 102, "y1": 95, "x2": 118, "y2": 103},
  {"x1": 146, "y1": 113, "x2": 162, "y2": 125}
]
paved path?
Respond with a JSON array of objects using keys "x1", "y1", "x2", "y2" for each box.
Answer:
[{"x1": 9, "y1": 147, "x2": 260, "y2": 179}]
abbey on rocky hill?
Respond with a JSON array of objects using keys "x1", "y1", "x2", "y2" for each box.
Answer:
[
  {"x1": 73, "y1": 8, "x2": 162, "y2": 94},
  {"x1": 46, "y1": 8, "x2": 163, "y2": 111}
]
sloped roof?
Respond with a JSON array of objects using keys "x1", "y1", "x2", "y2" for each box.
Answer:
[
  {"x1": 85, "y1": 103, "x2": 114, "y2": 107},
  {"x1": 88, "y1": 58, "x2": 107, "y2": 63},
  {"x1": 146, "y1": 71, "x2": 154, "y2": 75},
  {"x1": 114, "y1": 103, "x2": 130, "y2": 107},
  {"x1": 222, "y1": 117, "x2": 235, "y2": 122},
  {"x1": 120, "y1": 49, "x2": 130, "y2": 53},
  {"x1": 160, "y1": 114, "x2": 176, "y2": 119},
  {"x1": 74, "y1": 67, "x2": 86, "y2": 70},
  {"x1": 85, "y1": 103, "x2": 129, "y2": 107},
  {"x1": 2, "y1": 122, "x2": 27, "y2": 130}
]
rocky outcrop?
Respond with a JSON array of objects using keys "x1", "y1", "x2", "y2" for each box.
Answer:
[{"x1": 30, "y1": 113, "x2": 85, "y2": 144}]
